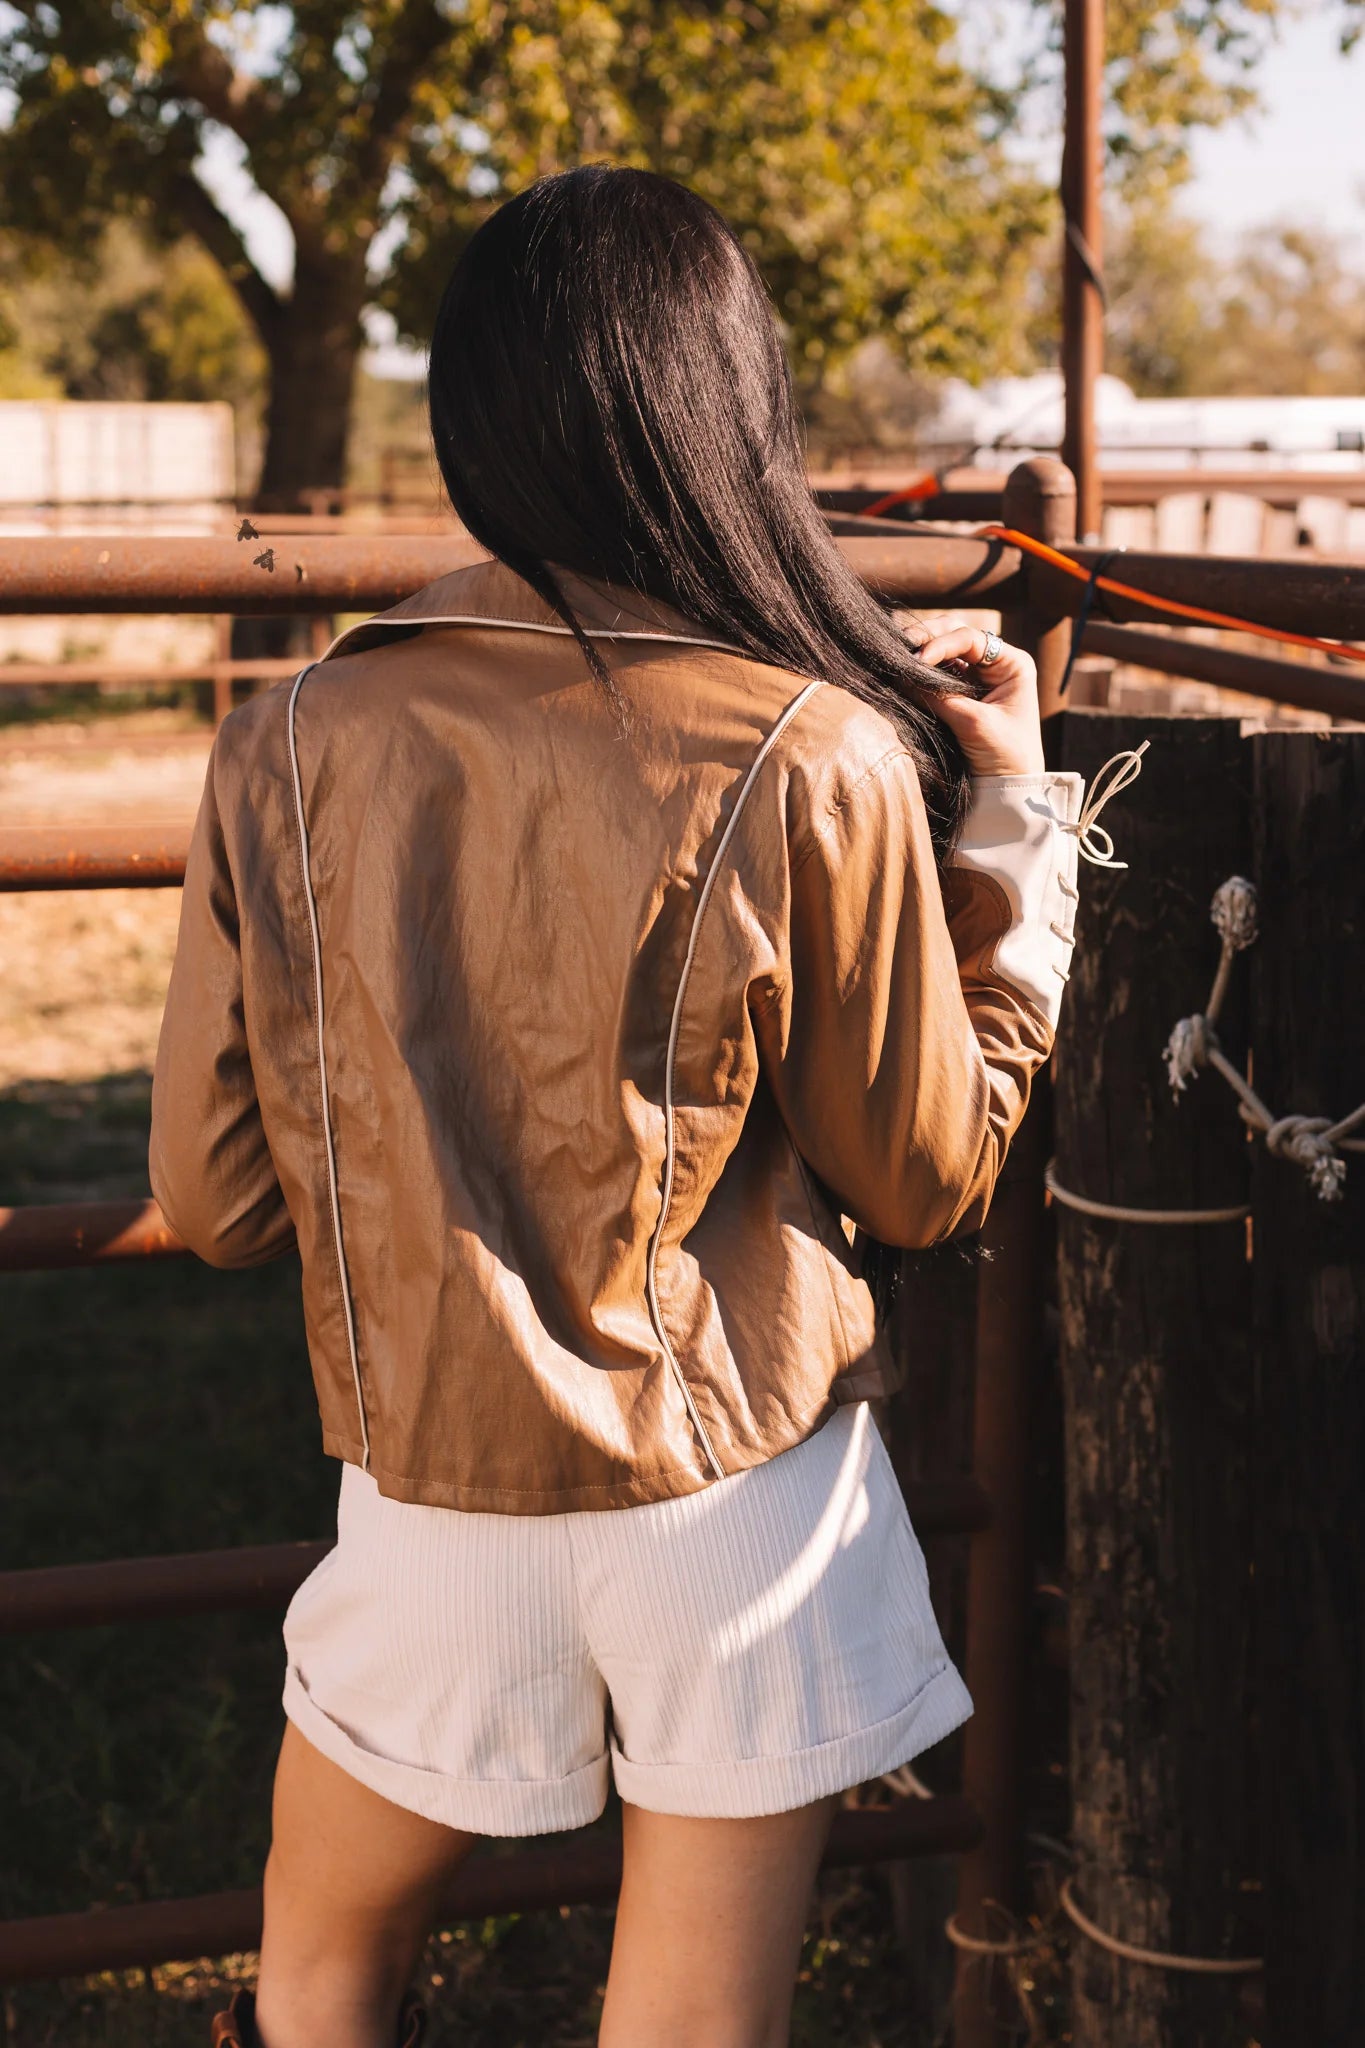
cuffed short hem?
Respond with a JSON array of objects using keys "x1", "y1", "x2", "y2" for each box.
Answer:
[
  {"x1": 609, "y1": 1661, "x2": 974, "y2": 1819},
  {"x1": 282, "y1": 1667, "x2": 610, "y2": 1838}
]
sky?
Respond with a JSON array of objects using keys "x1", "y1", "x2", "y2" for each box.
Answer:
[
  {"x1": 1185, "y1": 6, "x2": 1364, "y2": 243},
  {"x1": 197, "y1": 3, "x2": 1364, "y2": 375}
]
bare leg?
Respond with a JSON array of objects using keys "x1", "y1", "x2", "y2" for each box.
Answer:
[
  {"x1": 599, "y1": 1795, "x2": 840, "y2": 2048},
  {"x1": 254, "y1": 1722, "x2": 479, "y2": 2048}
]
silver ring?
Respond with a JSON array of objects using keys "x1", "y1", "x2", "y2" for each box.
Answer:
[{"x1": 978, "y1": 630, "x2": 1003, "y2": 667}]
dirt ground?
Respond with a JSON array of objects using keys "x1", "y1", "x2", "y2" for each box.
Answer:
[{"x1": 0, "y1": 713, "x2": 208, "y2": 1087}]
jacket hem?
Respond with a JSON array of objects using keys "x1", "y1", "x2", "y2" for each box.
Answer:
[{"x1": 318, "y1": 1371, "x2": 894, "y2": 1512}]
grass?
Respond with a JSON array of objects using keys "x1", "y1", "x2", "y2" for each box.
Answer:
[{"x1": 1, "y1": 1074, "x2": 1009, "y2": 2047}]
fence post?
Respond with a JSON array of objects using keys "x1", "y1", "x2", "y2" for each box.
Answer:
[
  {"x1": 1250, "y1": 730, "x2": 1365, "y2": 2045},
  {"x1": 948, "y1": 459, "x2": 1075, "y2": 2046},
  {"x1": 1052, "y1": 712, "x2": 1257, "y2": 2047},
  {"x1": 1001, "y1": 457, "x2": 1076, "y2": 719},
  {"x1": 945, "y1": 456, "x2": 1072, "y2": 2039},
  {"x1": 885, "y1": 1251, "x2": 980, "y2": 2040}
]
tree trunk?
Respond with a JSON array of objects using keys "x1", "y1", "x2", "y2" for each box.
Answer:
[
  {"x1": 1054, "y1": 711, "x2": 1257, "y2": 2047},
  {"x1": 256, "y1": 251, "x2": 369, "y2": 511},
  {"x1": 1250, "y1": 731, "x2": 1365, "y2": 2045}
]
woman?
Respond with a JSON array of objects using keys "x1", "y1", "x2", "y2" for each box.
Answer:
[{"x1": 151, "y1": 167, "x2": 1113, "y2": 2048}]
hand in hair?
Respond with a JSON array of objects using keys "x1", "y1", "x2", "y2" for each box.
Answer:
[{"x1": 908, "y1": 616, "x2": 1044, "y2": 779}]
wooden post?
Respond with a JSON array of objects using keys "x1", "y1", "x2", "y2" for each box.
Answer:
[
  {"x1": 949, "y1": 469, "x2": 1074, "y2": 2044},
  {"x1": 1250, "y1": 731, "x2": 1365, "y2": 2044},
  {"x1": 1001, "y1": 458, "x2": 1076, "y2": 720},
  {"x1": 1061, "y1": 0, "x2": 1105, "y2": 542},
  {"x1": 1053, "y1": 712, "x2": 1257, "y2": 2046},
  {"x1": 950, "y1": 1103, "x2": 1051, "y2": 2047},
  {"x1": 885, "y1": 1250, "x2": 979, "y2": 2040}
]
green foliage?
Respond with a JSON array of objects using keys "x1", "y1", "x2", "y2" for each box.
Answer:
[
  {"x1": 0, "y1": 0, "x2": 1051, "y2": 385},
  {"x1": 1105, "y1": 209, "x2": 1365, "y2": 396},
  {"x1": 384, "y1": 0, "x2": 1049, "y2": 381},
  {"x1": 1024, "y1": 0, "x2": 1282, "y2": 199},
  {"x1": 0, "y1": 222, "x2": 267, "y2": 407},
  {"x1": 0, "y1": 1, "x2": 1347, "y2": 487}
]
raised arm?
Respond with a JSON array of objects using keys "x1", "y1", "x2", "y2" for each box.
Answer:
[{"x1": 753, "y1": 744, "x2": 1079, "y2": 1247}]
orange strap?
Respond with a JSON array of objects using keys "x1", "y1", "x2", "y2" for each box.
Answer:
[
  {"x1": 860, "y1": 475, "x2": 942, "y2": 518},
  {"x1": 979, "y1": 524, "x2": 1365, "y2": 666}
]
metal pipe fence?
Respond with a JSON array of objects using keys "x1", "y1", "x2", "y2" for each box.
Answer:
[
  {"x1": 0, "y1": 1799, "x2": 984, "y2": 1985},
  {"x1": 5, "y1": 487, "x2": 1363, "y2": 2021},
  {"x1": 0, "y1": 521, "x2": 1023, "y2": 1993}
]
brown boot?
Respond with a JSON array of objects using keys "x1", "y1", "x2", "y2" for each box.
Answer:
[{"x1": 209, "y1": 1986, "x2": 427, "y2": 2046}]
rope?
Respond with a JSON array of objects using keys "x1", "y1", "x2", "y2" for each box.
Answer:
[
  {"x1": 1057, "y1": 550, "x2": 1118, "y2": 699},
  {"x1": 1059, "y1": 1878, "x2": 1263, "y2": 1976},
  {"x1": 1062, "y1": 740, "x2": 1149, "y2": 868},
  {"x1": 944, "y1": 1910, "x2": 1049, "y2": 1959},
  {"x1": 1064, "y1": 218, "x2": 1108, "y2": 310},
  {"x1": 1165, "y1": 877, "x2": 1365, "y2": 1202},
  {"x1": 979, "y1": 525, "x2": 1365, "y2": 666},
  {"x1": 1045, "y1": 1161, "x2": 1249, "y2": 1226}
]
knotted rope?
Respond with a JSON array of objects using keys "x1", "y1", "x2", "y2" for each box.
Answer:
[
  {"x1": 1061, "y1": 740, "x2": 1150, "y2": 869},
  {"x1": 1165, "y1": 877, "x2": 1365, "y2": 1201}
]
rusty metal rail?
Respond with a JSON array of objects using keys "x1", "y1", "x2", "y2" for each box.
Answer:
[
  {"x1": 0, "y1": 1199, "x2": 185, "y2": 1267},
  {"x1": 3, "y1": 533, "x2": 1361, "y2": 632},
  {"x1": 0, "y1": 824, "x2": 192, "y2": 892},
  {"x1": 0, "y1": 534, "x2": 1028, "y2": 614},
  {"x1": 0, "y1": 1476, "x2": 991, "y2": 1635},
  {"x1": 0, "y1": 657, "x2": 301, "y2": 689},
  {"x1": 0, "y1": 1797, "x2": 982, "y2": 1984},
  {"x1": 8, "y1": 495, "x2": 1361, "y2": 2002},
  {"x1": 1080, "y1": 621, "x2": 1365, "y2": 722},
  {"x1": 0, "y1": 1542, "x2": 331, "y2": 1633},
  {"x1": 821, "y1": 469, "x2": 1365, "y2": 511},
  {"x1": 1041, "y1": 544, "x2": 1365, "y2": 640}
]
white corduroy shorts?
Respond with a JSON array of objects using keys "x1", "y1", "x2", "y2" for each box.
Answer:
[{"x1": 281, "y1": 1401, "x2": 972, "y2": 1835}]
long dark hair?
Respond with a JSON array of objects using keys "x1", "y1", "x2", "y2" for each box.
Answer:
[{"x1": 427, "y1": 165, "x2": 973, "y2": 863}]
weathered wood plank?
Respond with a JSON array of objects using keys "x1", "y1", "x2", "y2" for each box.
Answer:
[
  {"x1": 1250, "y1": 731, "x2": 1365, "y2": 2046},
  {"x1": 1053, "y1": 711, "x2": 1257, "y2": 2046}
]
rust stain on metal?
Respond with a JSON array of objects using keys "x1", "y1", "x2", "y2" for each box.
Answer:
[
  {"x1": 0, "y1": 1199, "x2": 187, "y2": 1270},
  {"x1": 0, "y1": 823, "x2": 191, "y2": 891},
  {"x1": 0, "y1": 534, "x2": 1017, "y2": 614}
]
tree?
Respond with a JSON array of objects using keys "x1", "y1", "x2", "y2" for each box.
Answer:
[
  {"x1": 0, "y1": 1, "x2": 1052, "y2": 503},
  {"x1": 0, "y1": 220, "x2": 266, "y2": 408},
  {"x1": 1026, "y1": 0, "x2": 1322, "y2": 200},
  {"x1": 0, "y1": 2, "x2": 1322, "y2": 502},
  {"x1": 1104, "y1": 211, "x2": 1365, "y2": 397}
]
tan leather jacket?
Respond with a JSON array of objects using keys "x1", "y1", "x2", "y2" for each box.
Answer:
[{"x1": 151, "y1": 560, "x2": 1083, "y2": 1512}]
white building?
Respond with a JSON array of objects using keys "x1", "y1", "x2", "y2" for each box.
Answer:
[
  {"x1": 0, "y1": 400, "x2": 235, "y2": 536},
  {"x1": 925, "y1": 373, "x2": 1365, "y2": 471}
]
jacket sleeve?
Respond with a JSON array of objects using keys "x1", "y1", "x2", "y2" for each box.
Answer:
[
  {"x1": 753, "y1": 750, "x2": 1083, "y2": 1248},
  {"x1": 149, "y1": 735, "x2": 297, "y2": 1269}
]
